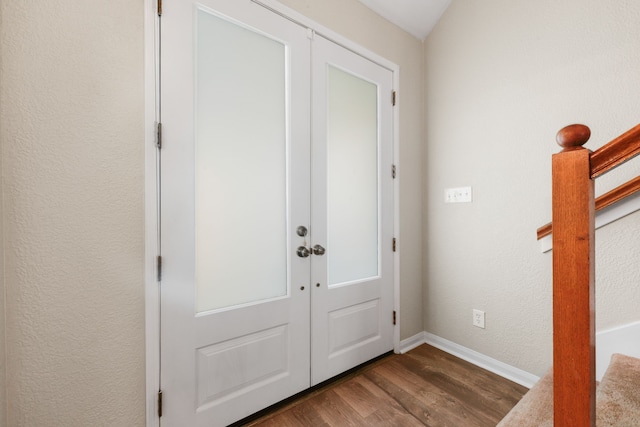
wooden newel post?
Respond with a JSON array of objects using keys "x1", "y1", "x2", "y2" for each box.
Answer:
[{"x1": 552, "y1": 124, "x2": 596, "y2": 427}]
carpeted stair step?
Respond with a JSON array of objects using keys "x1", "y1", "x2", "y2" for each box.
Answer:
[
  {"x1": 496, "y1": 367, "x2": 553, "y2": 426},
  {"x1": 497, "y1": 353, "x2": 640, "y2": 426},
  {"x1": 596, "y1": 353, "x2": 640, "y2": 426}
]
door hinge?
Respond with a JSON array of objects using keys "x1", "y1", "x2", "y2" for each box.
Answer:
[
  {"x1": 157, "y1": 255, "x2": 163, "y2": 282},
  {"x1": 156, "y1": 122, "x2": 162, "y2": 149},
  {"x1": 158, "y1": 390, "x2": 163, "y2": 417},
  {"x1": 392, "y1": 90, "x2": 396, "y2": 106},
  {"x1": 391, "y1": 164, "x2": 396, "y2": 179},
  {"x1": 157, "y1": 0, "x2": 162, "y2": 16},
  {"x1": 392, "y1": 238, "x2": 397, "y2": 252},
  {"x1": 393, "y1": 310, "x2": 397, "y2": 325}
]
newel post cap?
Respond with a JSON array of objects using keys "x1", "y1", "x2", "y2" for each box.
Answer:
[{"x1": 556, "y1": 124, "x2": 591, "y2": 151}]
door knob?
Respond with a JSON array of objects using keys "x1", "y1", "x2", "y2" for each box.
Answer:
[
  {"x1": 297, "y1": 246, "x2": 311, "y2": 258},
  {"x1": 313, "y1": 244, "x2": 326, "y2": 256}
]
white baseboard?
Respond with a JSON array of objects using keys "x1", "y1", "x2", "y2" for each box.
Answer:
[
  {"x1": 399, "y1": 331, "x2": 427, "y2": 354},
  {"x1": 400, "y1": 323, "x2": 640, "y2": 389},
  {"x1": 596, "y1": 320, "x2": 640, "y2": 381},
  {"x1": 400, "y1": 332, "x2": 539, "y2": 388}
]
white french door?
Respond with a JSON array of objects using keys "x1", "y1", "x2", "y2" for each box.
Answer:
[
  {"x1": 159, "y1": 1, "x2": 395, "y2": 425},
  {"x1": 310, "y1": 35, "x2": 395, "y2": 385},
  {"x1": 160, "y1": 1, "x2": 310, "y2": 426}
]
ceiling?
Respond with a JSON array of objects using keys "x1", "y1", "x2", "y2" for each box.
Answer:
[{"x1": 358, "y1": 0, "x2": 452, "y2": 40}]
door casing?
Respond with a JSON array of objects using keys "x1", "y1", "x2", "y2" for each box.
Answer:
[{"x1": 143, "y1": 0, "x2": 401, "y2": 425}]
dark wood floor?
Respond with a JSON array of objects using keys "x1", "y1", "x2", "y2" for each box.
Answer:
[{"x1": 243, "y1": 344, "x2": 528, "y2": 427}]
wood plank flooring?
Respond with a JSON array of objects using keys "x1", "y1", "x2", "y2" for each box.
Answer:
[{"x1": 240, "y1": 344, "x2": 529, "y2": 426}]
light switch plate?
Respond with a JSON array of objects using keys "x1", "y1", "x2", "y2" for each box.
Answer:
[{"x1": 445, "y1": 186, "x2": 472, "y2": 203}]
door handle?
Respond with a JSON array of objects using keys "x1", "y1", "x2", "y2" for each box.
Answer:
[
  {"x1": 312, "y1": 244, "x2": 326, "y2": 256},
  {"x1": 297, "y1": 245, "x2": 325, "y2": 257},
  {"x1": 297, "y1": 246, "x2": 311, "y2": 258}
]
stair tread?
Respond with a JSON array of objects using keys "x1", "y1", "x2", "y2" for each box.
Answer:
[
  {"x1": 497, "y1": 353, "x2": 640, "y2": 426},
  {"x1": 496, "y1": 368, "x2": 553, "y2": 427},
  {"x1": 596, "y1": 353, "x2": 640, "y2": 426}
]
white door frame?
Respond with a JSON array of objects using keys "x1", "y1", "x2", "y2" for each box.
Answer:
[
  {"x1": 144, "y1": 0, "x2": 161, "y2": 425},
  {"x1": 143, "y1": 0, "x2": 401, "y2": 425}
]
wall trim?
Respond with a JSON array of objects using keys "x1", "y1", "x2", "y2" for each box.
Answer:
[
  {"x1": 399, "y1": 331, "x2": 427, "y2": 354},
  {"x1": 400, "y1": 332, "x2": 539, "y2": 388},
  {"x1": 424, "y1": 333, "x2": 539, "y2": 388},
  {"x1": 402, "y1": 323, "x2": 640, "y2": 386}
]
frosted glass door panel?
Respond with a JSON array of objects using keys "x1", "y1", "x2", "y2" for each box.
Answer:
[
  {"x1": 327, "y1": 65, "x2": 379, "y2": 286},
  {"x1": 195, "y1": 9, "x2": 288, "y2": 312}
]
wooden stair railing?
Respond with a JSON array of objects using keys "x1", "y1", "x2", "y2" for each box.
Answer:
[
  {"x1": 552, "y1": 124, "x2": 596, "y2": 427},
  {"x1": 543, "y1": 122, "x2": 640, "y2": 427},
  {"x1": 538, "y1": 122, "x2": 640, "y2": 240},
  {"x1": 590, "y1": 123, "x2": 640, "y2": 177},
  {"x1": 537, "y1": 174, "x2": 640, "y2": 239}
]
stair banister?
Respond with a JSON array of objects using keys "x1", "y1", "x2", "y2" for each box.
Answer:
[
  {"x1": 537, "y1": 175, "x2": 640, "y2": 240},
  {"x1": 532, "y1": 122, "x2": 640, "y2": 426},
  {"x1": 538, "y1": 122, "x2": 640, "y2": 240},
  {"x1": 590, "y1": 123, "x2": 640, "y2": 177},
  {"x1": 552, "y1": 124, "x2": 596, "y2": 427}
]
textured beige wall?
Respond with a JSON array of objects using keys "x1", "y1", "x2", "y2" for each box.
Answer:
[
  {"x1": 279, "y1": 0, "x2": 425, "y2": 340},
  {"x1": 0, "y1": 1, "x2": 7, "y2": 427},
  {"x1": 423, "y1": 0, "x2": 640, "y2": 376},
  {"x1": 0, "y1": 192, "x2": 4, "y2": 427},
  {"x1": 1, "y1": 0, "x2": 145, "y2": 425},
  {"x1": 0, "y1": 2, "x2": 5, "y2": 424}
]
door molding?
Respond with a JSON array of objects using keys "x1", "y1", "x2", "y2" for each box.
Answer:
[
  {"x1": 143, "y1": 1, "x2": 401, "y2": 425},
  {"x1": 144, "y1": 0, "x2": 160, "y2": 425}
]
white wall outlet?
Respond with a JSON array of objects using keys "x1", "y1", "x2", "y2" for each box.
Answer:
[
  {"x1": 445, "y1": 186, "x2": 472, "y2": 203},
  {"x1": 473, "y1": 309, "x2": 485, "y2": 329}
]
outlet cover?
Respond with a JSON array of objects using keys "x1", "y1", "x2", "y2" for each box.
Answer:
[{"x1": 473, "y1": 309, "x2": 485, "y2": 329}]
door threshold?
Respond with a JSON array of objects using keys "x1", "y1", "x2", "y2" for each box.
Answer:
[{"x1": 230, "y1": 350, "x2": 395, "y2": 426}]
